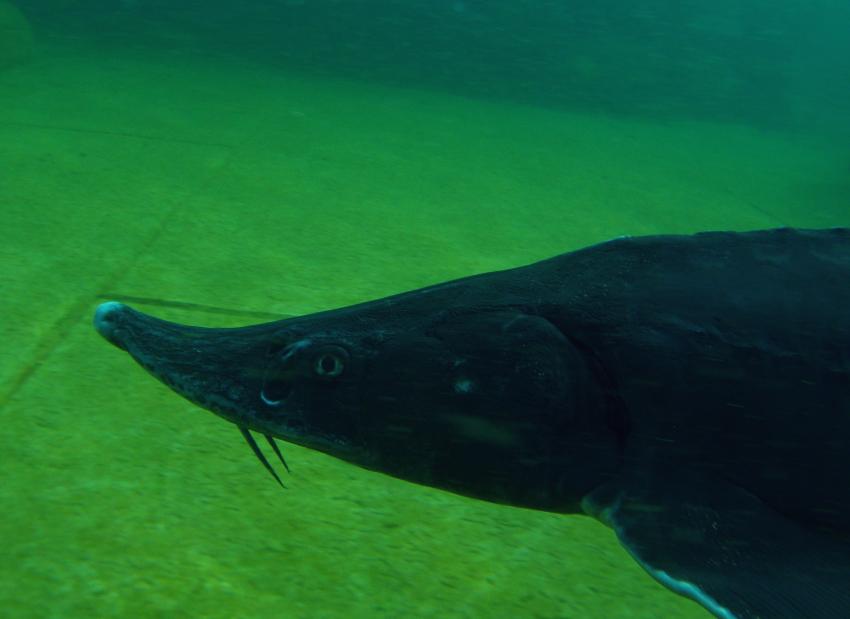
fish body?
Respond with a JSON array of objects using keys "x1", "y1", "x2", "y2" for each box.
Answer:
[{"x1": 95, "y1": 228, "x2": 850, "y2": 619}]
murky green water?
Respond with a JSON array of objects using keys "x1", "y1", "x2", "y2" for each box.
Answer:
[{"x1": 1, "y1": 2, "x2": 848, "y2": 618}]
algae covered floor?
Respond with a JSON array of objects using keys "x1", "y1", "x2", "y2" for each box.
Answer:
[{"x1": 1, "y1": 36, "x2": 848, "y2": 619}]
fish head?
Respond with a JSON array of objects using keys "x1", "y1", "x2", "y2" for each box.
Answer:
[
  {"x1": 95, "y1": 298, "x2": 619, "y2": 504},
  {"x1": 93, "y1": 301, "x2": 373, "y2": 463}
]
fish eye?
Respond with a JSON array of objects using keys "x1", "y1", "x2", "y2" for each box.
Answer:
[{"x1": 314, "y1": 347, "x2": 347, "y2": 378}]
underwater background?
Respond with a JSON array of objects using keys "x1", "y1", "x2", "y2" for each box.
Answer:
[{"x1": 1, "y1": 1, "x2": 848, "y2": 617}]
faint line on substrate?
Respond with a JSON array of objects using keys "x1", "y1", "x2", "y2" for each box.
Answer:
[
  {"x1": 0, "y1": 209, "x2": 181, "y2": 410},
  {"x1": 1, "y1": 121, "x2": 234, "y2": 149},
  {"x1": 0, "y1": 153, "x2": 235, "y2": 408},
  {"x1": 0, "y1": 297, "x2": 105, "y2": 410}
]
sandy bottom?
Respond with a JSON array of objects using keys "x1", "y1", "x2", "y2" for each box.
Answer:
[{"x1": 1, "y1": 33, "x2": 847, "y2": 619}]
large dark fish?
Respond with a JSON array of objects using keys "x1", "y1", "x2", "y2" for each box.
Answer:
[{"x1": 94, "y1": 228, "x2": 850, "y2": 619}]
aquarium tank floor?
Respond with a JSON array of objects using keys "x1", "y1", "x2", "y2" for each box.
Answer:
[{"x1": 1, "y1": 36, "x2": 847, "y2": 619}]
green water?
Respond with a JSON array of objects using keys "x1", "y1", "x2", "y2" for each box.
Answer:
[{"x1": 1, "y1": 2, "x2": 848, "y2": 618}]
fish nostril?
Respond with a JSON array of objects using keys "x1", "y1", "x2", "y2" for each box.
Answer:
[{"x1": 261, "y1": 379, "x2": 292, "y2": 406}]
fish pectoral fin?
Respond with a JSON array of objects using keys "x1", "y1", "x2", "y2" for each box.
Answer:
[{"x1": 581, "y1": 473, "x2": 850, "y2": 619}]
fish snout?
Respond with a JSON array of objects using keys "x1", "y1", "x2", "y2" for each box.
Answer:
[{"x1": 94, "y1": 301, "x2": 128, "y2": 349}]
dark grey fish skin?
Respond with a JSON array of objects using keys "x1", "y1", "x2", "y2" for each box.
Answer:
[{"x1": 94, "y1": 227, "x2": 850, "y2": 619}]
